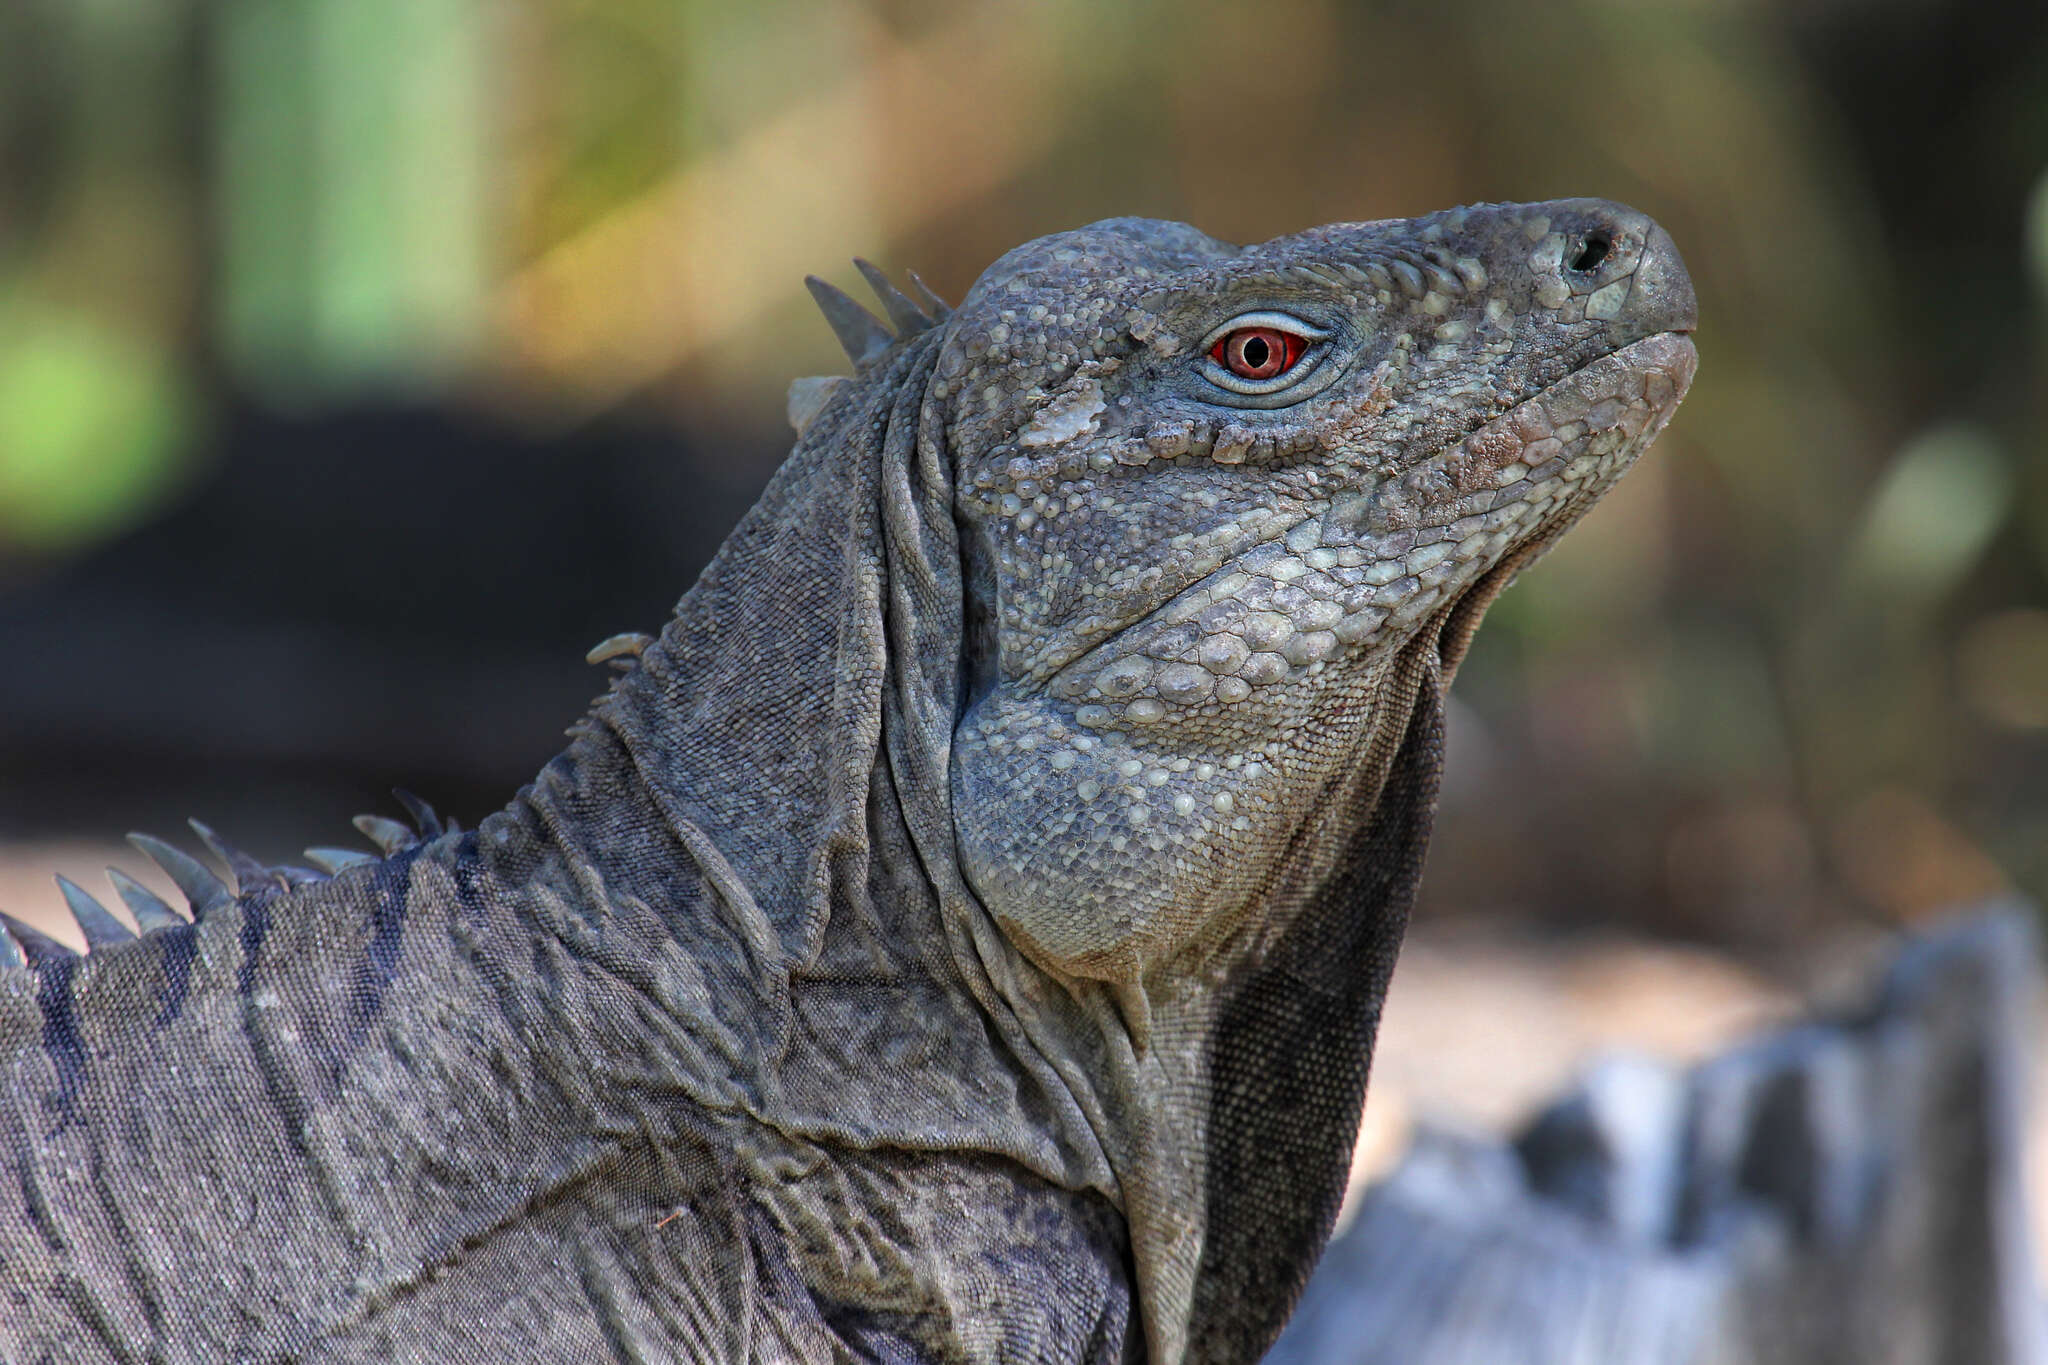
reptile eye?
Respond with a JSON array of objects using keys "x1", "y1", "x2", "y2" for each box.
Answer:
[
  {"x1": 1196, "y1": 311, "x2": 1332, "y2": 400},
  {"x1": 1211, "y1": 326, "x2": 1305, "y2": 380}
]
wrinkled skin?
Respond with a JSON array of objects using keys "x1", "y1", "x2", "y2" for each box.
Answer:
[{"x1": 0, "y1": 201, "x2": 1692, "y2": 1365}]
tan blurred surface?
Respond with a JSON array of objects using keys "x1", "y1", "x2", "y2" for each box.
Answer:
[
  {"x1": 1343, "y1": 914, "x2": 2048, "y2": 1265},
  {"x1": 0, "y1": 842, "x2": 184, "y2": 951}
]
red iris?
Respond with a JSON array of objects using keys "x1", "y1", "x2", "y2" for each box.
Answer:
[{"x1": 1211, "y1": 326, "x2": 1307, "y2": 380}]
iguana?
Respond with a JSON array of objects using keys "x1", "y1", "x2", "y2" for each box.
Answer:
[{"x1": 0, "y1": 198, "x2": 1695, "y2": 1364}]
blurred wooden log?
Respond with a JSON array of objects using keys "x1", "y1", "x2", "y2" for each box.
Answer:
[{"x1": 1269, "y1": 908, "x2": 2046, "y2": 1365}]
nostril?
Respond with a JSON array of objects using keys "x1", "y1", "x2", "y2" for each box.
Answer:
[{"x1": 1567, "y1": 231, "x2": 1611, "y2": 274}]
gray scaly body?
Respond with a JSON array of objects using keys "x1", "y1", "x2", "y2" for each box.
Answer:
[{"x1": 1, "y1": 199, "x2": 1694, "y2": 1363}]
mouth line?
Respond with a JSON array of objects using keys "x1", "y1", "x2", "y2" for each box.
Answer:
[
  {"x1": 1344, "y1": 329, "x2": 1697, "y2": 531},
  {"x1": 1034, "y1": 332, "x2": 1698, "y2": 714}
]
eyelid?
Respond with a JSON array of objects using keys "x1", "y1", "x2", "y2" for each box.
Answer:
[{"x1": 1195, "y1": 311, "x2": 1332, "y2": 353}]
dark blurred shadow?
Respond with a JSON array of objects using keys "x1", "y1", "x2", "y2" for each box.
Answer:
[{"x1": 0, "y1": 402, "x2": 781, "y2": 851}]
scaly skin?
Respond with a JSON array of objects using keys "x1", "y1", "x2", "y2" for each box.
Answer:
[{"x1": 0, "y1": 199, "x2": 1692, "y2": 1364}]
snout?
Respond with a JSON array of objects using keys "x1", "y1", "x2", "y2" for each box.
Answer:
[{"x1": 1517, "y1": 197, "x2": 1697, "y2": 338}]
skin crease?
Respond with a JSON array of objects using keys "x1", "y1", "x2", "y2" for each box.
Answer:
[{"x1": 0, "y1": 200, "x2": 1693, "y2": 1365}]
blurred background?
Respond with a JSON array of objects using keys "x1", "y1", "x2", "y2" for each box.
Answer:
[{"x1": 3, "y1": 0, "x2": 2048, "y2": 1160}]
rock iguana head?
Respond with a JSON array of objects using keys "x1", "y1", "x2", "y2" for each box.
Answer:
[{"x1": 936, "y1": 200, "x2": 1696, "y2": 983}]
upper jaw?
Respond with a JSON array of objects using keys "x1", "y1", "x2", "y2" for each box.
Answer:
[{"x1": 1034, "y1": 333, "x2": 1698, "y2": 726}]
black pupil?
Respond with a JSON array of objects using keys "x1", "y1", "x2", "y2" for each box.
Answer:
[
  {"x1": 1569, "y1": 233, "x2": 1611, "y2": 273},
  {"x1": 1242, "y1": 335, "x2": 1270, "y2": 368}
]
